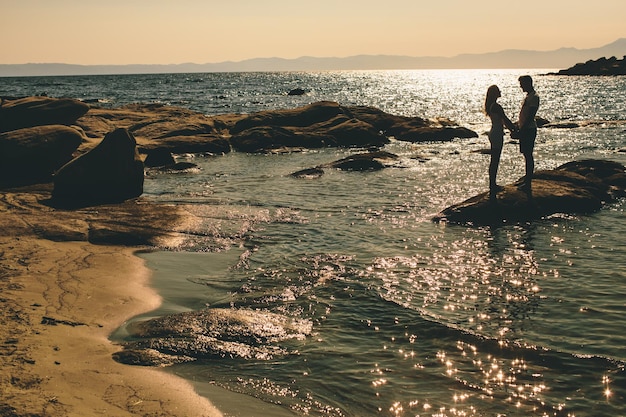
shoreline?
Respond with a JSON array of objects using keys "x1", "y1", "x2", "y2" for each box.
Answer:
[
  {"x1": 0, "y1": 189, "x2": 223, "y2": 416},
  {"x1": 130, "y1": 250, "x2": 301, "y2": 417}
]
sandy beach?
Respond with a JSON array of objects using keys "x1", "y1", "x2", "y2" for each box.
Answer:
[{"x1": 0, "y1": 186, "x2": 223, "y2": 417}]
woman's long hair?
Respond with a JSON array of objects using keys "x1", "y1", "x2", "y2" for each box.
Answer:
[{"x1": 484, "y1": 85, "x2": 499, "y2": 116}]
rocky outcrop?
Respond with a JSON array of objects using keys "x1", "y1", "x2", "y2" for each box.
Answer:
[
  {"x1": 548, "y1": 56, "x2": 626, "y2": 76},
  {"x1": 0, "y1": 182, "x2": 184, "y2": 247},
  {"x1": 0, "y1": 96, "x2": 89, "y2": 132},
  {"x1": 228, "y1": 101, "x2": 477, "y2": 152},
  {"x1": 0, "y1": 125, "x2": 84, "y2": 185},
  {"x1": 433, "y1": 159, "x2": 626, "y2": 225},
  {"x1": 35, "y1": 98, "x2": 479, "y2": 156},
  {"x1": 2, "y1": 97, "x2": 478, "y2": 160},
  {"x1": 52, "y1": 128, "x2": 144, "y2": 206},
  {"x1": 230, "y1": 101, "x2": 345, "y2": 134},
  {"x1": 75, "y1": 103, "x2": 235, "y2": 155},
  {"x1": 347, "y1": 105, "x2": 478, "y2": 142},
  {"x1": 229, "y1": 101, "x2": 389, "y2": 151}
]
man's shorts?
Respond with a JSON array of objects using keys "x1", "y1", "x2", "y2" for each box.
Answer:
[{"x1": 518, "y1": 128, "x2": 537, "y2": 155}]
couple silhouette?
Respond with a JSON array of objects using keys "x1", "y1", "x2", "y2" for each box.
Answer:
[{"x1": 485, "y1": 75, "x2": 539, "y2": 197}]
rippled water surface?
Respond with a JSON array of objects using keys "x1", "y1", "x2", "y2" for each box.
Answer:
[{"x1": 4, "y1": 70, "x2": 626, "y2": 416}]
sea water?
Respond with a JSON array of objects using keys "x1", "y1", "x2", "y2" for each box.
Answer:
[{"x1": 3, "y1": 70, "x2": 626, "y2": 416}]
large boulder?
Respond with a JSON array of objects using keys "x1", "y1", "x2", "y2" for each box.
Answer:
[
  {"x1": 0, "y1": 125, "x2": 84, "y2": 185},
  {"x1": 0, "y1": 96, "x2": 89, "y2": 132},
  {"x1": 230, "y1": 102, "x2": 390, "y2": 152},
  {"x1": 433, "y1": 159, "x2": 626, "y2": 225},
  {"x1": 52, "y1": 128, "x2": 144, "y2": 205}
]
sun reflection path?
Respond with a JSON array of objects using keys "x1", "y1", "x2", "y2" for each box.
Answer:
[
  {"x1": 364, "y1": 320, "x2": 620, "y2": 417},
  {"x1": 361, "y1": 225, "x2": 626, "y2": 416},
  {"x1": 402, "y1": 330, "x2": 621, "y2": 416},
  {"x1": 372, "y1": 231, "x2": 544, "y2": 342}
]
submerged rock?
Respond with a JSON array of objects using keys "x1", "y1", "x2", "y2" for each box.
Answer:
[
  {"x1": 433, "y1": 159, "x2": 626, "y2": 225},
  {"x1": 290, "y1": 167, "x2": 325, "y2": 179},
  {"x1": 289, "y1": 150, "x2": 399, "y2": 177},
  {"x1": 147, "y1": 161, "x2": 199, "y2": 174},
  {"x1": 114, "y1": 307, "x2": 313, "y2": 366},
  {"x1": 287, "y1": 88, "x2": 306, "y2": 96},
  {"x1": 323, "y1": 150, "x2": 399, "y2": 171},
  {"x1": 230, "y1": 125, "x2": 335, "y2": 152},
  {"x1": 143, "y1": 148, "x2": 199, "y2": 173},
  {"x1": 112, "y1": 348, "x2": 195, "y2": 367}
]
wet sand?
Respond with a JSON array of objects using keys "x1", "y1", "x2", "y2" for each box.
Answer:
[{"x1": 0, "y1": 187, "x2": 223, "y2": 416}]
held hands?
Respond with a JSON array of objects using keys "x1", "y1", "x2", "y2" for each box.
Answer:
[{"x1": 510, "y1": 126, "x2": 521, "y2": 139}]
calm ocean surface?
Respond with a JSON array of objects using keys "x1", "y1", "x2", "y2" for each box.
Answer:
[{"x1": 4, "y1": 70, "x2": 626, "y2": 416}]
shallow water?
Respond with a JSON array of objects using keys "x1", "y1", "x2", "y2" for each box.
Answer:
[
  {"x1": 4, "y1": 70, "x2": 626, "y2": 416},
  {"x1": 137, "y1": 147, "x2": 626, "y2": 416}
]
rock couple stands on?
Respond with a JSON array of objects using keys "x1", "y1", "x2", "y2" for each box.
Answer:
[
  {"x1": 432, "y1": 159, "x2": 626, "y2": 225},
  {"x1": 1, "y1": 95, "x2": 624, "y2": 225}
]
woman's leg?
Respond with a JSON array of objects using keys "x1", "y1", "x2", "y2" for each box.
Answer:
[{"x1": 489, "y1": 148, "x2": 502, "y2": 188}]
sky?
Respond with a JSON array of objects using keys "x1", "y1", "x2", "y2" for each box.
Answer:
[{"x1": 2, "y1": 0, "x2": 625, "y2": 65}]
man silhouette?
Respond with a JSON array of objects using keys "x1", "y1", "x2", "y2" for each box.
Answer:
[{"x1": 516, "y1": 75, "x2": 539, "y2": 190}]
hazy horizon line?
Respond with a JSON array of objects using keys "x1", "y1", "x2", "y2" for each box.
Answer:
[
  {"x1": 1, "y1": 38, "x2": 625, "y2": 77},
  {"x1": 8, "y1": 38, "x2": 626, "y2": 67}
]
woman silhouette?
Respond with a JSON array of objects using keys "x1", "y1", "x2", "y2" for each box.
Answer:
[{"x1": 485, "y1": 85, "x2": 517, "y2": 197}]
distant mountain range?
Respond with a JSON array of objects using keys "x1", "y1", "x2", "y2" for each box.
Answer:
[{"x1": 2, "y1": 38, "x2": 626, "y2": 77}]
